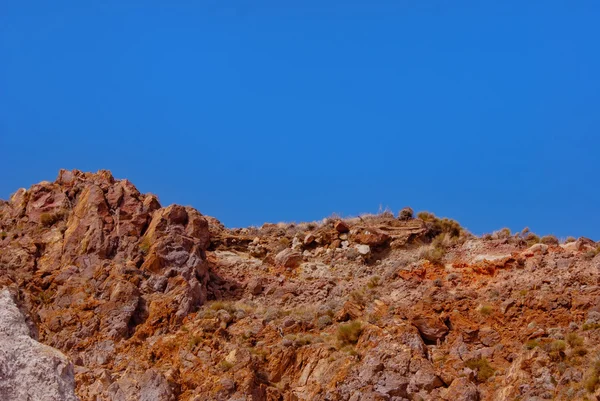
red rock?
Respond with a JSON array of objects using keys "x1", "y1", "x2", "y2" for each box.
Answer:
[
  {"x1": 274, "y1": 248, "x2": 303, "y2": 268},
  {"x1": 412, "y1": 315, "x2": 449, "y2": 342},
  {"x1": 353, "y1": 229, "x2": 390, "y2": 247},
  {"x1": 303, "y1": 233, "x2": 316, "y2": 245},
  {"x1": 334, "y1": 220, "x2": 350, "y2": 233},
  {"x1": 443, "y1": 377, "x2": 479, "y2": 401}
]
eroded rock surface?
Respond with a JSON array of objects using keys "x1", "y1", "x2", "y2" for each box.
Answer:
[
  {"x1": 0, "y1": 289, "x2": 79, "y2": 401},
  {"x1": 1, "y1": 170, "x2": 600, "y2": 400}
]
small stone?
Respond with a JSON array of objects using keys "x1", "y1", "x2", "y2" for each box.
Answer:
[
  {"x1": 275, "y1": 249, "x2": 303, "y2": 268},
  {"x1": 356, "y1": 245, "x2": 371, "y2": 255},
  {"x1": 444, "y1": 377, "x2": 479, "y2": 401},
  {"x1": 247, "y1": 278, "x2": 264, "y2": 296},
  {"x1": 219, "y1": 377, "x2": 235, "y2": 393},
  {"x1": 304, "y1": 233, "x2": 316, "y2": 245},
  {"x1": 334, "y1": 221, "x2": 350, "y2": 233}
]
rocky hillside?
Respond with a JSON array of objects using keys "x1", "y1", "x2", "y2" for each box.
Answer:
[{"x1": 1, "y1": 170, "x2": 600, "y2": 401}]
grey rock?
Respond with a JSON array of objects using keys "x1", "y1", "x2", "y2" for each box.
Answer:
[{"x1": 0, "y1": 289, "x2": 80, "y2": 401}]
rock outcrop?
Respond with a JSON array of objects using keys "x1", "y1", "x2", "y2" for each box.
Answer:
[
  {"x1": 0, "y1": 289, "x2": 79, "y2": 401},
  {"x1": 1, "y1": 169, "x2": 599, "y2": 401}
]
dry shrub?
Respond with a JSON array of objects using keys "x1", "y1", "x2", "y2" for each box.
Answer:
[
  {"x1": 540, "y1": 235, "x2": 559, "y2": 245},
  {"x1": 585, "y1": 360, "x2": 600, "y2": 393},
  {"x1": 465, "y1": 357, "x2": 495, "y2": 382},
  {"x1": 40, "y1": 210, "x2": 66, "y2": 227},
  {"x1": 139, "y1": 236, "x2": 151, "y2": 254},
  {"x1": 337, "y1": 320, "x2": 363, "y2": 346},
  {"x1": 419, "y1": 245, "x2": 445, "y2": 264}
]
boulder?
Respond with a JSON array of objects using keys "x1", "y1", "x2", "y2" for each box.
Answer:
[
  {"x1": 412, "y1": 315, "x2": 449, "y2": 342},
  {"x1": 334, "y1": 220, "x2": 350, "y2": 233},
  {"x1": 0, "y1": 290, "x2": 79, "y2": 401},
  {"x1": 275, "y1": 249, "x2": 303, "y2": 268},
  {"x1": 443, "y1": 377, "x2": 479, "y2": 401},
  {"x1": 354, "y1": 229, "x2": 390, "y2": 247}
]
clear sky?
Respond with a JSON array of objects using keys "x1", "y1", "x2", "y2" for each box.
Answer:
[{"x1": 1, "y1": 1, "x2": 599, "y2": 239}]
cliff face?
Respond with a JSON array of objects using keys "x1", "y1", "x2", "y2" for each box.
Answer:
[{"x1": 0, "y1": 170, "x2": 599, "y2": 401}]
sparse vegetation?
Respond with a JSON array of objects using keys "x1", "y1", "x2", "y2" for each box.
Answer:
[
  {"x1": 419, "y1": 245, "x2": 445, "y2": 264},
  {"x1": 547, "y1": 340, "x2": 567, "y2": 361},
  {"x1": 40, "y1": 211, "x2": 65, "y2": 227},
  {"x1": 398, "y1": 207, "x2": 414, "y2": 220},
  {"x1": 189, "y1": 334, "x2": 204, "y2": 349},
  {"x1": 366, "y1": 276, "x2": 380, "y2": 289},
  {"x1": 525, "y1": 339, "x2": 540, "y2": 350},
  {"x1": 584, "y1": 360, "x2": 600, "y2": 393},
  {"x1": 540, "y1": 235, "x2": 559, "y2": 245},
  {"x1": 495, "y1": 227, "x2": 512, "y2": 239},
  {"x1": 219, "y1": 360, "x2": 234, "y2": 372},
  {"x1": 0, "y1": 231, "x2": 7, "y2": 240},
  {"x1": 349, "y1": 289, "x2": 367, "y2": 306},
  {"x1": 465, "y1": 357, "x2": 495, "y2": 382},
  {"x1": 566, "y1": 333, "x2": 584, "y2": 348},
  {"x1": 418, "y1": 211, "x2": 463, "y2": 239},
  {"x1": 139, "y1": 236, "x2": 151, "y2": 254},
  {"x1": 478, "y1": 304, "x2": 493, "y2": 316},
  {"x1": 337, "y1": 320, "x2": 363, "y2": 346},
  {"x1": 582, "y1": 322, "x2": 600, "y2": 331},
  {"x1": 37, "y1": 289, "x2": 54, "y2": 305},
  {"x1": 565, "y1": 236, "x2": 576, "y2": 243},
  {"x1": 524, "y1": 232, "x2": 541, "y2": 246},
  {"x1": 583, "y1": 246, "x2": 600, "y2": 260}
]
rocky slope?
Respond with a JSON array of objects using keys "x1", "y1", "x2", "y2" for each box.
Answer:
[{"x1": 1, "y1": 169, "x2": 599, "y2": 401}]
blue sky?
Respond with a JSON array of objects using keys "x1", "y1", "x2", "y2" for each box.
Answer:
[{"x1": 1, "y1": 1, "x2": 599, "y2": 239}]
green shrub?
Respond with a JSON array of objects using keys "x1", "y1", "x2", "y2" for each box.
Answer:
[
  {"x1": 465, "y1": 357, "x2": 495, "y2": 382},
  {"x1": 337, "y1": 320, "x2": 363, "y2": 346}
]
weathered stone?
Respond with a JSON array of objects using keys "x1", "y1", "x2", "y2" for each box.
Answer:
[
  {"x1": 334, "y1": 220, "x2": 350, "y2": 233},
  {"x1": 443, "y1": 377, "x2": 479, "y2": 401},
  {"x1": 412, "y1": 315, "x2": 449, "y2": 342},
  {"x1": 356, "y1": 244, "x2": 371, "y2": 255},
  {"x1": 0, "y1": 290, "x2": 79, "y2": 401},
  {"x1": 354, "y1": 229, "x2": 390, "y2": 247},
  {"x1": 275, "y1": 248, "x2": 303, "y2": 268}
]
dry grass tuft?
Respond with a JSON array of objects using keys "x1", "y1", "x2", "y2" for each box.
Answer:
[{"x1": 337, "y1": 320, "x2": 363, "y2": 346}]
